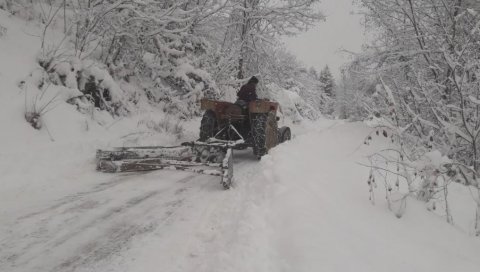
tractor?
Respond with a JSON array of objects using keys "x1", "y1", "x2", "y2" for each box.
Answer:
[
  {"x1": 96, "y1": 99, "x2": 291, "y2": 189},
  {"x1": 198, "y1": 99, "x2": 291, "y2": 158}
]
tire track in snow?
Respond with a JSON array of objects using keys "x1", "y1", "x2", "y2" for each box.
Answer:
[
  {"x1": 1, "y1": 149, "x2": 267, "y2": 272},
  {"x1": 175, "y1": 150, "x2": 266, "y2": 272},
  {"x1": 53, "y1": 196, "x2": 186, "y2": 272},
  {"x1": 0, "y1": 172, "x2": 198, "y2": 272},
  {"x1": 16, "y1": 172, "x2": 151, "y2": 221}
]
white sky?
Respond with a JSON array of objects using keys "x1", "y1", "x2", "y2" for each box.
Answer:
[{"x1": 283, "y1": 0, "x2": 366, "y2": 79}]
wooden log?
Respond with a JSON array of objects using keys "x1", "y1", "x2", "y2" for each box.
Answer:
[{"x1": 97, "y1": 158, "x2": 222, "y2": 176}]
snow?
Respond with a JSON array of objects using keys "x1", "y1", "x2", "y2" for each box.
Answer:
[
  {"x1": 2, "y1": 118, "x2": 480, "y2": 271},
  {"x1": 238, "y1": 121, "x2": 480, "y2": 272},
  {"x1": 1, "y1": 7, "x2": 480, "y2": 272}
]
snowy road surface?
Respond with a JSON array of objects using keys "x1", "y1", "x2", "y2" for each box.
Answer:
[{"x1": 2, "y1": 120, "x2": 480, "y2": 272}]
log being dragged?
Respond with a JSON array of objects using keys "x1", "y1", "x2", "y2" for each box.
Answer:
[
  {"x1": 96, "y1": 146, "x2": 194, "y2": 161},
  {"x1": 96, "y1": 142, "x2": 235, "y2": 189},
  {"x1": 97, "y1": 158, "x2": 222, "y2": 174}
]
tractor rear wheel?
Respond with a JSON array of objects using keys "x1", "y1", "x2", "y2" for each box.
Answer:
[
  {"x1": 251, "y1": 112, "x2": 278, "y2": 158},
  {"x1": 199, "y1": 110, "x2": 217, "y2": 141}
]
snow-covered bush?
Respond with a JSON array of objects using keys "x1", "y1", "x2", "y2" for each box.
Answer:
[
  {"x1": 364, "y1": 120, "x2": 475, "y2": 230},
  {"x1": 366, "y1": 134, "x2": 457, "y2": 223},
  {"x1": 346, "y1": 0, "x2": 480, "y2": 234},
  {"x1": 23, "y1": 82, "x2": 77, "y2": 130},
  {"x1": 36, "y1": 55, "x2": 133, "y2": 117},
  {"x1": 265, "y1": 83, "x2": 320, "y2": 122},
  {"x1": 138, "y1": 35, "x2": 221, "y2": 118}
]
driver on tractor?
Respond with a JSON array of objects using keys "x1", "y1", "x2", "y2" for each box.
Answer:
[
  {"x1": 236, "y1": 76, "x2": 259, "y2": 107},
  {"x1": 234, "y1": 76, "x2": 259, "y2": 141}
]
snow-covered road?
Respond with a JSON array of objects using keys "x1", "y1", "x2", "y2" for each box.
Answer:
[
  {"x1": 2, "y1": 120, "x2": 480, "y2": 272},
  {"x1": 0, "y1": 152, "x2": 258, "y2": 272},
  {"x1": 0, "y1": 143, "x2": 265, "y2": 272}
]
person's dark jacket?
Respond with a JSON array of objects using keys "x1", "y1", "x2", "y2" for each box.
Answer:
[{"x1": 237, "y1": 82, "x2": 258, "y2": 102}]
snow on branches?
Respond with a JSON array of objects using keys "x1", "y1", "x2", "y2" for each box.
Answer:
[{"x1": 16, "y1": 0, "x2": 325, "y2": 119}]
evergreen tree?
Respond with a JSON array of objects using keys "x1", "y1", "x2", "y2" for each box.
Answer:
[{"x1": 319, "y1": 65, "x2": 335, "y2": 97}]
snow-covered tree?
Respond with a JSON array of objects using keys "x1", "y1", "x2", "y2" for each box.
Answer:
[
  {"x1": 219, "y1": 0, "x2": 324, "y2": 80},
  {"x1": 259, "y1": 48, "x2": 333, "y2": 117},
  {"x1": 319, "y1": 65, "x2": 335, "y2": 97}
]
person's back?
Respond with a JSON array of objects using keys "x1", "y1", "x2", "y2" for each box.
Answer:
[{"x1": 237, "y1": 76, "x2": 259, "y2": 103}]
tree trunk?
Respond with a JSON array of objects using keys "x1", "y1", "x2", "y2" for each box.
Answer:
[{"x1": 237, "y1": 0, "x2": 249, "y2": 79}]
